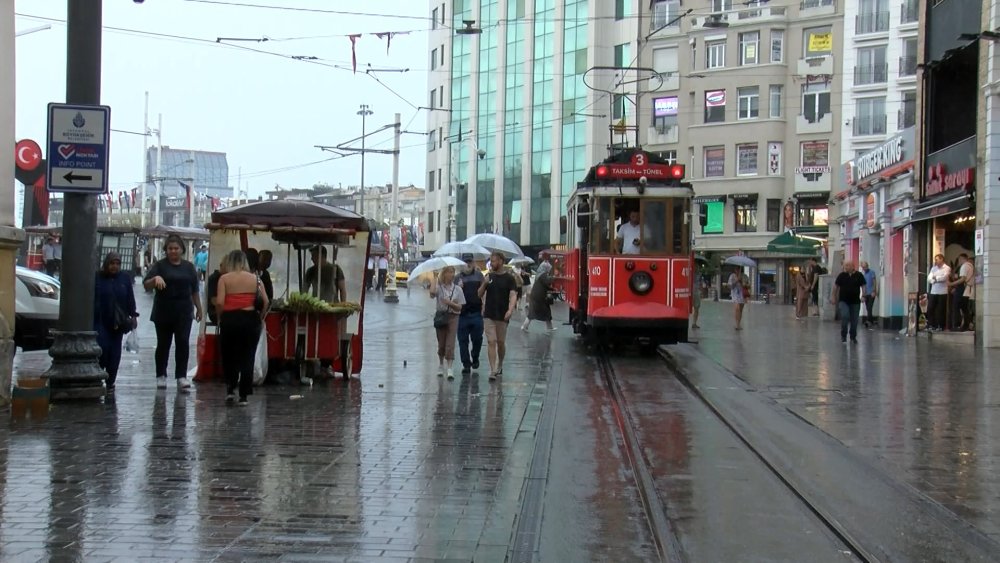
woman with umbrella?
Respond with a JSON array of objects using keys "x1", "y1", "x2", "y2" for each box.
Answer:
[
  {"x1": 429, "y1": 265, "x2": 465, "y2": 379},
  {"x1": 521, "y1": 261, "x2": 556, "y2": 333},
  {"x1": 724, "y1": 255, "x2": 755, "y2": 330}
]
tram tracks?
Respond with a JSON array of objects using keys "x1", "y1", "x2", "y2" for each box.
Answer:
[{"x1": 597, "y1": 350, "x2": 870, "y2": 563}]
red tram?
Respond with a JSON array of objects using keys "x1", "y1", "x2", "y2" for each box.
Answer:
[{"x1": 552, "y1": 148, "x2": 695, "y2": 348}]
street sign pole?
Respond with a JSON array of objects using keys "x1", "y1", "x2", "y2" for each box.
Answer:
[{"x1": 42, "y1": 0, "x2": 106, "y2": 400}]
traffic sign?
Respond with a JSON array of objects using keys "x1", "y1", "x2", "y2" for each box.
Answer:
[
  {"x1": 46, "y1": 103, "x2": 110, "y2": 193},
  {"x1": 15, "y1": 139, "x2": 42, "y2": 171}
]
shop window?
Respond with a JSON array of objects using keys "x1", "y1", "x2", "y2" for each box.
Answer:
[
  {"x1": 797, "y1": 202, "x2": 829, "y2": 226},
  {"x1": 738, "y1": 86, "x2": 759, "y2": 120},
  {"x1": 766, "y1": 198, "x2": 781, "y2": 231},
  {"x1": 701, "y1": 201, "x2": 725, "y2": 234},
  {"x1": 704, "y1": 145, "x2": 725, "y2": 177},
  {"x1": 705, "y1": 90, "x2": 726, "y2": 123},
  {"x1": 734, "y1": 200, "x2": 758, "y2": 232},
  {"x1": 739, "y1": 32, "x2": 759, "y2": 65},
  {"x1": 737, "y1": 143, "x2": 758, "y2": 175},
  {"x1": 706, "y1": 40, "x2": 726, "y2": 69}
]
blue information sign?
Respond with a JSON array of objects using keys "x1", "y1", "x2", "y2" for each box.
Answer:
[{"x1": 46, "y1": 103, "x2": 111, "y2": 194}]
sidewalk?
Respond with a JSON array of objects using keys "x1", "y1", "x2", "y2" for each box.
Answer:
[{"x1": 687, "y1": 300, "x2": 1000, "y2": 541}]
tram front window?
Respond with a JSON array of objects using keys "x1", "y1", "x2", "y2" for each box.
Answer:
[{"x1": 599, "y1": 198, "x2": 687, "y2": 256}]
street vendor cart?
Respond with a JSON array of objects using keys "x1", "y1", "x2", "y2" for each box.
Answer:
[{"x1": 196, "y1": 200, "x2": 370, "y2": 383}]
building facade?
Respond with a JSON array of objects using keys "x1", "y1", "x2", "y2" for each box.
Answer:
[
  {"x1": 423, "y1": 0, "x2": 638, "y2": 254},
  {"x1": 641, "y1": 0, "x2": 844, "y2": 300},
  {"x1": 144, "y1": 146, "x2": 232, "y2": 227},
  {"x1": 829, "y1": 0, "x2": 919, "y2": 328}
]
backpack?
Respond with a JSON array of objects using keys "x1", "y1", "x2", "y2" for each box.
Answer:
[{"x1": 816, "y1": 265, "x2": 827, "y2": 275}]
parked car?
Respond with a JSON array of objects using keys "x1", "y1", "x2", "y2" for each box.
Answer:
[{"x1": 14, "y1": 266, "x2": 60, "y2": 351}]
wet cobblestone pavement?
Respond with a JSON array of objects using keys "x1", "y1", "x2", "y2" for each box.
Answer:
[
  {"x1": 6, "y1": 285, "x2": 1000, "y2": 561},
  {"x1": 687, "y1": 301, "x2": 1000, "y2": 543},
  {"x1": 4, "y1": 288, "x2": 545, "y2": 562}
]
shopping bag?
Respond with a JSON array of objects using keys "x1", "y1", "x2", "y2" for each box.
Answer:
[
  {"x1": 252, "y1": 326, "x2": 268, "y2": 385},
  {"x1": 124, "y1": 330, "x2": 140, "y2": 353}
]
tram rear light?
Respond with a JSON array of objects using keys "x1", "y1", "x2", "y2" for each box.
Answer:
[
  {"x1": 596, "y1": 165, "x2": 609, "y2": 179},
  {"x1": 669, "y1": 164, "x2": 686, "y2": 179}
]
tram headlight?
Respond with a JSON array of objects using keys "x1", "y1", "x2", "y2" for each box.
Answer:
[{"x1": 629, "y1": 271, "x2": 653, "y2": 295}]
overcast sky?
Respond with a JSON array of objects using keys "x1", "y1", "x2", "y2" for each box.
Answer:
[{"x1": 14, "y1": 0, "x2": 431, "y2": 198}]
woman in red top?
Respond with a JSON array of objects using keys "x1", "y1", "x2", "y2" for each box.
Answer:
[{"x1": 216, "y1": 250, "x2": 269, "y2": 404}]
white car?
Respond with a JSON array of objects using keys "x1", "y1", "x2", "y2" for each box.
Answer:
[{"x1": 14, "y1": 266, "x2": 60, "y2": 351}]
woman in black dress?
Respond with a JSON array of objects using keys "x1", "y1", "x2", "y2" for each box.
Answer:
[{"x1": 143, "y1": 234, "x2": 203, "y2": 391}]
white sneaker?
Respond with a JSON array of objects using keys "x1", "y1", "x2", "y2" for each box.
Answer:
[
  {"x1": 156, "y1": 376, "x2": 167, "y2": 389},
  {"x1": 176, "y1": 377, "x2": 192, "y2": 390}
]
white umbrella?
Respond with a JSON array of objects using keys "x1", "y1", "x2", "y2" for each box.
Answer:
[
  {"x1": 408, "y1": 256, "x2": 466, "y2": 280},
  {"x1": 723, "y1": 255, "x2": 757, "y2": 268},
  {"x1": 465, "y1": 233, "x2": 524, "y2": 258},
  {"x1": 432, "y1": 241, "x2": 491, "y2": 259},
  {"x1": 509, "y1": 256, "x2": 535, "y2": 266}
]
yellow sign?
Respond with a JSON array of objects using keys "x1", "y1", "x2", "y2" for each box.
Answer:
[
  {"x1": 613, "y1": 117, "x2": 627, "y2": 134},
  {"x1": 808, "y1": 32, "x2": 832, "y2": 53}
]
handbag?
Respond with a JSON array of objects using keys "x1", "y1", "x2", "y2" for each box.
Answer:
[
  {"x1": 433, "y1": 286, "x2": 455, "y2": 328},
  {"x1": 111, "y1": 284, "x2": 133, "y2": 333}
]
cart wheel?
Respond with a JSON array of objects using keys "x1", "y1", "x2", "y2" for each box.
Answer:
[{"x1": 340, "y1": 340, "x2": 353, "y2": 381}]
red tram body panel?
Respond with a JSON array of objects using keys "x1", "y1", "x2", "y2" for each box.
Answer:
[{"x1": 557, "y1": 149, "x2": 695, "y2": 346}]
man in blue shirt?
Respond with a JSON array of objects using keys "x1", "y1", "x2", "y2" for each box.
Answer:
[
  {"x1": 456, "y1": 254, "x2": 484, "y2": 376},
  {"x1": 860, "y1": 261, "x2": 878, "y2": 329}
]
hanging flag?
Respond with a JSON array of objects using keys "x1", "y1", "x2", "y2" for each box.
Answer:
[
  {"x1": 348, "y1": 34, "x2": 362, "y2": 73},
  {"x1": 374, "y1": 31, "x2": 409, "y2": 55},
  {"x1": 130, "y1": 187, "x2": 138, "y2": 209},
  {"x1": 106, "y1": 192, "x2": 113, "y2": 212},
  {"x1": 210, "y1": 196, "x2": 220, "y2": 211},
  {"x1": 179, "y1": 181, "x2": 192, "y2": 210}
]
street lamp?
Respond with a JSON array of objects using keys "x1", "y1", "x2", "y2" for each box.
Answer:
[
  {"x1": 357, "y1": 104, "x2": 373, "y2": 216},
  {"x1": 447, "y1": 131, "x2": 482, "y2": 243}
]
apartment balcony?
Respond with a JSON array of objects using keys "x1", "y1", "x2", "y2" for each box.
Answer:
[
  {"x1": 797, "y1": 112, "x2": 834, "y2": 134},
  {"x1": 898, "y1": 56, "x2": 917, "y2": 77},
  {"x1": 734, "y1": 4, "x2": 787, "y2": 21},
  {"x1": 900, "y1": 0, "x2": 918, "y2": 24},
  {"x1": 646, "y1": 124, "x2": 680, "y2": 145},
  {"x1": 797, "y1": 54, "x2": 834, "y2": 76},
  {"x1": 898, "y1": 105, "x2": 916, "y2": 130},
  {"x1": 799, "y1": 0, "x2": 836, "y2": 16},
  {"x1": 854, "y1": 64, "x2": 889, "y2": 86},
  {"x1": 794, "y1": 167, "x2": 832, "y2": 192},
  {"x1": 853, "y1": 114, "x2": 888, "y2": 137},
  {"x1": 856, "y1": 12, "x2": 890, "y2": 35}
]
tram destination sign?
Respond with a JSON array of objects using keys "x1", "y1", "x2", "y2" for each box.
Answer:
[{"x1": 596, "y1": 153, "x2": 686, "y2": 181}]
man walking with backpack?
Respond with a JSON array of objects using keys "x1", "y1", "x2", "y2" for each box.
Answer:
[{"x1": 456, "y1": 254, "x2": 484, "y2": 376}]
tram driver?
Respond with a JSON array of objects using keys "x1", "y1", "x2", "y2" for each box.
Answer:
[{"x1": 615, "y1": 209, "x2": 642, "y2": 255}]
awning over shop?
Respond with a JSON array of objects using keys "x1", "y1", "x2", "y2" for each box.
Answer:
[
  {"x1": 909, "y1": 191, "x2": 972, "y2": 223},
  {"x1": 766, "y1": 231, "x2": 822, "y2": 255}
]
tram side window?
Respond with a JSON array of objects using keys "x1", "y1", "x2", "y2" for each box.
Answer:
[
  {"x1": 591, "y1": 198, "x2": 614, "y2": 254},
  {"x1": 672, "y1": 199, "x2": 689, "y2": 254}
]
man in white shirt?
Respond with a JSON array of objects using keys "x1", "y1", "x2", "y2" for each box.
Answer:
[
  {"x1": 926, "y1": 253, "x2": 951, "y2": 331},
  {"x1": 948, "y1": 253, "x2": 975, "y2": 331},
  {"x1": 376, "y1": 255, "x2": 389, "y2": 293},
  {"x1": 615, "y1": 210, "x2": 642, "y2": 255}
]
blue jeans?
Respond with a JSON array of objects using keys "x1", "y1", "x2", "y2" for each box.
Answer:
[
  {"x1": 838, "y1": 302, "x2": 861, "y2": 341},
  {"x1": 457, "y1": 313, "x2": 484, "y2": 368}
]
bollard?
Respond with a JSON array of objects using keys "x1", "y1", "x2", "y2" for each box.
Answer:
[{"x1": 11, "y1": 377, "x2": 50, "y2": 420}]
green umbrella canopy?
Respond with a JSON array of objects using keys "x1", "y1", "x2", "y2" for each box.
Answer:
[{"x1": 766, "y1": 231, "x2": 821, "y2": 255}]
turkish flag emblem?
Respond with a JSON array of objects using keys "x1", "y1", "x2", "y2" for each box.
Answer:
[{"x1": 15, "y1": 139, "x2": 42, "y2": 171}]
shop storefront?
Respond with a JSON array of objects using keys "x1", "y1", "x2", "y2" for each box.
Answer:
[
  {"x1": 910, "y1": 136, "x2": 977, "y2": 333},
  {"x1": 834, "y1": 128, "x2": 915, "y2": 329}
]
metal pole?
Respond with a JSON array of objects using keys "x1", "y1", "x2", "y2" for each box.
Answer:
[
  {"x1": 188, "y1": 150, "x2": 195, "y2": 228},
  {"x1": 140, "y1": 91, "x2": 148, "y2": 227},
  {"x1": 43, "y1": 0, "x2": 106, "y2": 399},
  {"x1": 357, "y1": 104, "x2": 373, "y2": 216},
  {"x1": 154, "y1": 114, "x2": 162, "y2": 226},
  {"x1": 383, "y1": 113, "x2": 402, "y2": 304}
]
